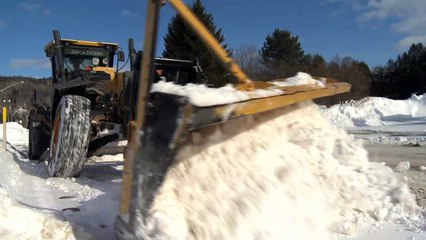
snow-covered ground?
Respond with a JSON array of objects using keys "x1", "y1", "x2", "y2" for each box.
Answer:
[
  {"x1": 0, "y1": 122, "x2": 123, "y2": 239},
  {"x1": 0, "y1": 93, "x2": 425, "y2": 239}
]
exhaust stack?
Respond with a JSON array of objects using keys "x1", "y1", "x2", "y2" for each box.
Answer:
[
  {"x1": 53, "y1": 30, "x2": 66, "y2": 82},
  {"x1": 128, "y1": 38, "x2": 137, "y2": 71}
]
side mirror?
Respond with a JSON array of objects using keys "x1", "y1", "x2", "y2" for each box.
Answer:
[{"x1": 118, "y1": 51, "x2": 125, "y2": 62}]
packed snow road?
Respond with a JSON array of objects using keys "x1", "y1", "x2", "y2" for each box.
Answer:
[{"x1": 0, "y1": 97, "x2": 425, "y2": 239}]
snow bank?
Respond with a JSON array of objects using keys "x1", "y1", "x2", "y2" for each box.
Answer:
[
  {"x1": 0, "y1": 148, "x2": 80, "y2": 211},
  {"x1": 0, "y1": 122, "x2": 29, "y2": 154},
  {"x1": 139, "y1": 102, "x2": 423, "y2": 239},
  {"x1": 322, "y1": 94, "x2": 426, "y2": 128},
  {"x1": 0, "y1": 188, "x2": 76, "y2": 240},
  {"x1": 151, "y1": 72, "x2": 323, "y2": 107},
  {"x1": 0, "y1": 122, "x2": 126, "y2": 239}
]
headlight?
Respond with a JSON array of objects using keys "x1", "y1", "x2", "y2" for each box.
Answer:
[
  {"x1": 102, "y1": 58, "x2": 109, "y2": 65},
  {"x1": 92, "y1": 58, "x2": 100, "y2": 66}
]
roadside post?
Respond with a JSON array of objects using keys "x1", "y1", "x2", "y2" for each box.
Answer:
[{"x1": 3, "y1": 107, "x2": 6, "y2": 150}]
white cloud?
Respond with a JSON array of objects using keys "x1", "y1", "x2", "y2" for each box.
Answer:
[
  {"x1": 21, "y1": 2, "x2": 51, "y2": 16},
  {"x1": 324, "y1": 0, "x2": 364, "y2": 11},
  {"x1": 328, "y1": 0, "x2": 426, "y2": 52},
  {"x1": 397, "y1": 35, "x2": 426, "y2": 52},
  {"x1": 120, "y1": 9, "x2": 137, "y2": 17},
  {"x1": 0, "y1": 20, "x2": 6, "y2": 30},
  {"x1": 42, "y1": 9, "x2": 51, "y2": 16},
  {"x1": 21, "y1": 2, "x2": 41, "y2": 11},
  {"x1": 10, "y1": 59, "x2": 50, "y2": 70}
]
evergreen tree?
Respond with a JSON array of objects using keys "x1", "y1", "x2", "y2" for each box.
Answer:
[
  {"x1": 371, "y1": 43, "x2": 426, "y2": 98},
  {"x1": 305, "y1": 54, "x2": 327, "y2": 76},
  {"x1": 260, "y1": 28, "x2": 306, "y2": 77},
  {"x1": 162, "y1": 0, "x2": 230, "y2": 87}
]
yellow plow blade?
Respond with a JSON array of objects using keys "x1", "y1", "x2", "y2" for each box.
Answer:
[{"x1": 201, "y1": 81, "x2": 350, "y2": 127}]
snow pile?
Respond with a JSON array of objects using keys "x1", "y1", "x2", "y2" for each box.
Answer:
[
  {"x1": 0, "y1": 122, "x2": 29, "y2": 153},
  {"x1": 139, "y1": 102, "x2": 423, "y2": 239},
  {"x1": 0, "y1": 121, "x2": 126, "y2": 239},
  {"x1": 0, "y1": 187, "x2": 76, "y2": 240},
  {"x1": 0, "y1": 148, "x2": 80, "y2": 211},
  {"x1": 322, "y1": 94, "x2": 426, "y2": 128},
  {"x1": 151, "y1": 81, "x2": 284, "y2": 107},
  {"x1": 272, "y1": 72, "x2": 326, "y2": 87},
  {"x1": 151, "y1": 72, "x2": 324, "y2": 107}
]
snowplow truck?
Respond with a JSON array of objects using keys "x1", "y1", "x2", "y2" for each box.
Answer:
[
  {"x1": 28, "y1": 30, "x2": 204, "y2": 177},
  {"x1": 115, "y1": 0, "x2": 352, "y2": 238}
]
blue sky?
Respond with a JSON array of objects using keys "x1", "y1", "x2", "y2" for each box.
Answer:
[{"x1": 0, "y1": 0, "x2": 425, "y2": 78}]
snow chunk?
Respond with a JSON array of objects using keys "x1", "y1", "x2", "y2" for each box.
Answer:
[
  {"x1": 419, "y1": 166, "x2": 426, "y2": 171},
  {"x1": 395, "y1": 161, "x2": 411, "y2": 172},
  {"x1": 151, "y1": 81, "x2": 283, "y2": 107},
  {"x1": 272, "y1": 72, "x2": 326, "y2": 87},
  {"x1": 151, "y1": 72, "x2": 324, "y2": 107}
]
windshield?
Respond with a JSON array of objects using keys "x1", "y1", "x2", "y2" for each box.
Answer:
[
  {"x1": 64, "y1": 56, "x2": 94, "y2": 71},
  {"x1": 63, "y1": 47, "x2": 113, "y2": 71}
]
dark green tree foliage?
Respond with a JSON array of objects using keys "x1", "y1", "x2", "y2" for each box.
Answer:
[
  {"x1": 372, "y1": 43, "x2": 426, "y2": 99},
  {"x1": 305, "y1": 54, "x2": 327, "y2": 77},
  {"x1": 312, "y1": 56, "x2": 371, "y2": 105},
  {"x1": 162, "y1": 0, "x2": 230, "y2": 87},
  {"x1": 260, "y1": 29, "x2": 306, "y2": 78},
  {"x1": 256, "y1": 28, "x2": 372, "y2": 105}
]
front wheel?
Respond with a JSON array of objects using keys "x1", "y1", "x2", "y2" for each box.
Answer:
[{"x1": 48, "y1": 95, "x2": 91, "y2": 177}]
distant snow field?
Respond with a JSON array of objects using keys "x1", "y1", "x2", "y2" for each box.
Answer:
[
  {"x1": 321, "y1": 94, "x2": 426, "y2": 145},
  {"x1": 0, "y1": 92, "x2": 425, "y2": 239}
]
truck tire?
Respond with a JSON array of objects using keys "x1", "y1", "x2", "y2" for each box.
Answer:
[
  {"x1": 47, "y1": 95, "x2": 91, "y2": 177},
  {"x1": 28, "y1": 115, "x2": 49, "y2": 160}
]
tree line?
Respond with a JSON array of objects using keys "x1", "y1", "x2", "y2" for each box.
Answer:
[
  {"x1": 232, "y1": 29, "x2": 371, "y2": 105},
  {"x1": 0, "y1": 76, "x2": 50, "y2": 126},
  {"x1": 163, "y1": 0, "x2": 425, "y2": 103},
  {"x1": 371, "y1": 43, "x2": 426, "y2": 99},
  {"x1": 162, "y1": 0, "x2": 371, "y2": 105}
]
